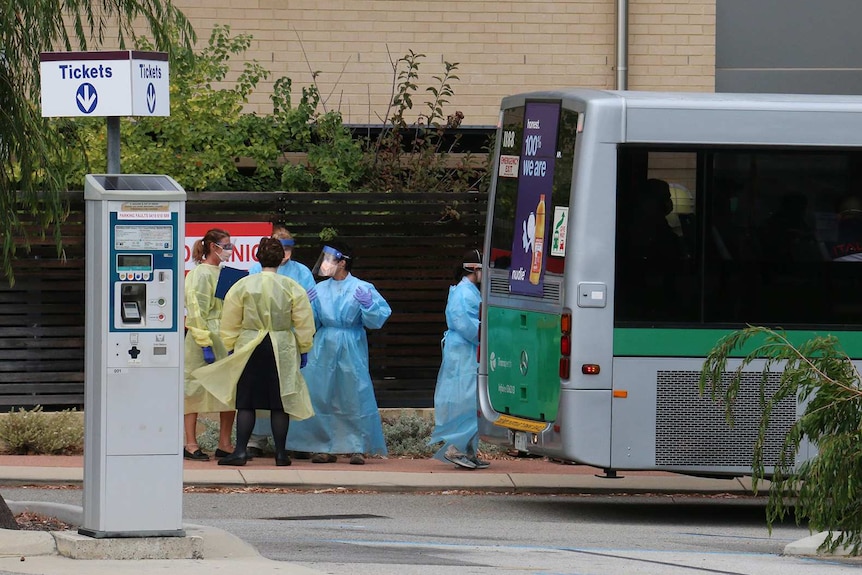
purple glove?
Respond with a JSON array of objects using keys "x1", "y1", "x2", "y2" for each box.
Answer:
[
  {"x1": 300, "y1": 353, "x2": 308, "y2": 368},
  {"x1": 306, "y1": 285, "x2": 318, "y2": 303},
  {"x1": 354, "y1": 287, "x2": 373, "y2": 309},
  {"x1": 202, "y1": 346, "x2": 215, "y2": 364}
]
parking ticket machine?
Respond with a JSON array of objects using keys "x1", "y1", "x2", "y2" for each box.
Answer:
[{"x1": 82, "y1": 174, "x2": 185, "y2": 538}]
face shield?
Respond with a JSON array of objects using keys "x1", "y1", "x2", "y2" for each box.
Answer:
[
  {"x1": 279, "y1": 238, "x2": 294, "y2": 263},
  {"x1": 312, "y1": 245, "x2": 350, "y2": 277},
  {"x1": 464, "y1": 261, "x2": 482, "y2": 285}
]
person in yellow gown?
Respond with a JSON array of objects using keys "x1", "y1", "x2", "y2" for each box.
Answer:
[{"x1": 183, "y1": 228, "x2": 236, "y2": 461}]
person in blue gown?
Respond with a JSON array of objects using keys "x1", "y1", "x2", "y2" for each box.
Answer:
[
  {"x1": 246, "y1": 224, "x2": 317, "y2": 457},
  {"x1": 287, "y1": 239, "x2": 392, "y2": 465},
  {"x1": 429, "y1": 249, "x2": 486, "y2": 469}
]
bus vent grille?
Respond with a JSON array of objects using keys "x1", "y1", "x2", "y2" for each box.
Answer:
[
  {"x1": 655, "y1": 370, "x2": 795, "y2": 468},
  {"x1": 490, "y1": 275, "x2": 510, "y2": 296},
  {"x1": 489, "y1": 274, "x2": 562, "y2": 303}
]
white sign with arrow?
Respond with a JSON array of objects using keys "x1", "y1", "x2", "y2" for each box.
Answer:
[{"x1": 40, "y1": 51, "x2": 170, "y2": 117}]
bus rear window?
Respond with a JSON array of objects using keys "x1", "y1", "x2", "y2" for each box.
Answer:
[{"x1": 488, "y1": 105, "x2": 577, "y2": 279}]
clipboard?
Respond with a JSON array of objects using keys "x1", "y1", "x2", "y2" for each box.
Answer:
[{"x1": 215, "y1": 266, "x2": 249, "y2": 299}]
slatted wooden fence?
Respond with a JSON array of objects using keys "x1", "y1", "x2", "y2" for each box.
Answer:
[{"x1": 0, "y1": 190, "x2": 485, "y2": 410}]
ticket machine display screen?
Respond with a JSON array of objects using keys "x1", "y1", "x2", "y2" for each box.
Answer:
[{"x1": 117, "y1": 254, "x2": 153, "y2": 281}]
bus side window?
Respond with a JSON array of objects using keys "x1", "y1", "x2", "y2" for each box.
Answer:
[
  {"x1": 758, "y1": 193, "x2": 826, "y2": 262},
  {"x1": 632, "y1": 178, "x2": 685, "y2": 263}
]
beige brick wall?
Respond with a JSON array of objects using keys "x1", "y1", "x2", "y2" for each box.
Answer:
[
  {"x1": 146, "y1": 0, "x2": 715, "y2": 125},
  {"x1": 627, "y1": 0, "x2": 715, "y2": 91}
]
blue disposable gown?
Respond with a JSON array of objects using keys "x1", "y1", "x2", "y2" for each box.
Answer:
[
  {"x1": 184, "y1": 263, "x2": 232, "y2": 414},
  {"x1": 287, "y1": 273, "x2": 392, "y2": 455},
  {"x1": 430, "y1": 277, "x2": 481, "y2": 460},
  {"x1": 248, "y1": 259, "x2": 316, "y2": 292}
]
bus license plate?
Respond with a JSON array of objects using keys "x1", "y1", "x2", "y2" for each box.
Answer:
[{"x1": 514, "y1": 432, "x2": 528, "y2": 452}]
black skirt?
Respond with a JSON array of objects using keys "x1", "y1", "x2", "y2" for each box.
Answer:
[{"x1": 235, "y1": 334, "x2": 284, "y2": 410}]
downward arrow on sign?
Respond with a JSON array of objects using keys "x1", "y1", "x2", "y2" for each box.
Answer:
[{"x1": 77, "y1": 84, "x2": 97, "y2": 113}]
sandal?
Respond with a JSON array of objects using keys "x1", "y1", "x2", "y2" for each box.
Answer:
[{"x1": 311, "y1": 453, "x2": 337, "y2": 464}]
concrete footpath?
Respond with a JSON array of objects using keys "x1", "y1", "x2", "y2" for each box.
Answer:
[{"x1": 0, "y1": 454, "x2": 838, "y2": 573}]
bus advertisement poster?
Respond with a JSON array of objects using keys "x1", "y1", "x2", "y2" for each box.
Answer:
[{"x1": 509, "y1": 100, "x2": 560, "y2": 296}]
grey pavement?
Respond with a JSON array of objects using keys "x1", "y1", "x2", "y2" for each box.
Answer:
[{"x1": 0, "y1": 456, "x2": 844, "y2": 573}]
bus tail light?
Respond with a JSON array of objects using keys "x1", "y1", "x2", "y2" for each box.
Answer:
[
  {"x1": 559, "y1": 357, "x2": 571, "y2": 378},
  {"x1": 582, "y1": 364, "x2": 601, "y2": 375},
  {"x1": 559, "y1": 309, "x2": 572, "y2": 379}
]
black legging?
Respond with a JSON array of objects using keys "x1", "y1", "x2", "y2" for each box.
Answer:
[{"x1": 234, "y1": 408, "x2": 289, "y2": 457}]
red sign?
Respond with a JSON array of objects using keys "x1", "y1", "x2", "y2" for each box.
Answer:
[{"x1": 184, "y1": 222, "x2": 272, "y2": 272}]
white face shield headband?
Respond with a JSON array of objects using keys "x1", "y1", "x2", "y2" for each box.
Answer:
[
  {"x1": 312, "y1": 245, "x2": 350, "y2": 277},
  {"x1": 463, "y1": 249, "x2": 483, "y2": 275}
]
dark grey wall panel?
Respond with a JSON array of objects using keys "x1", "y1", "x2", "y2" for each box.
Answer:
[
  {"x1": 717, "y1": 0, "x2": 862, "y2": 94},
  {"x1": 717, "y1": 70, "x2": 862, "y2": 96}
]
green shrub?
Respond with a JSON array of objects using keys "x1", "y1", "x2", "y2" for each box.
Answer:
[
  {"x1": 382, "y1": 412, "x2": 439, "y2": 457},
  {"x1": 0, "y1": 407, "x2": 84, "y2": 455},
  {"x1": 195, "y1": 415, "x2": 238, "y2": 453}
]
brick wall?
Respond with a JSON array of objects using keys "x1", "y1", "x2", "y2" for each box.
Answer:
[
  {"x1": 628, "y1": 0, "x2": 716, "y2": 91},
  {"x1": 139, "y1": 0, "x2": 715, "y2": 125}
]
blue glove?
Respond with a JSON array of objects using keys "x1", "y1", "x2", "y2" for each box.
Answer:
[
  {"x1": 354, "y1": 287, "x2": 373, "y2": 309},
  {"x1": 202, "y1": 346, "x2": 215, "y2": 364},
  {"x1": 306, "y1": 285, "x2": 318, "y2": 303},
  {"x1": 300, "y1": 353, "x2": 308, "y2": 368}
]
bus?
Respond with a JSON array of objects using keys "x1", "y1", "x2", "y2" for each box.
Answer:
[{"x1": 478, "y1": 89, "x2": 862, "y2": 478}]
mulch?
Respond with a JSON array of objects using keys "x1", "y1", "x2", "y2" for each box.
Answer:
[{"x1": 14, "y1": 511, "x2": 75, "y2": 532}]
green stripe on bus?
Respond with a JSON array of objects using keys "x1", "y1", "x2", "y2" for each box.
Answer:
[{"x1": 613, "y1": 328, "x2": 862, "y2": 358}]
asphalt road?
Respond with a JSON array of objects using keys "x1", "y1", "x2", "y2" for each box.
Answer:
[{"x1": 3, "y1": 487, "x2": 859, "y2": 574}]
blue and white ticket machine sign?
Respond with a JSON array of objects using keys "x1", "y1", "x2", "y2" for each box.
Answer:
[{"x1": 81, "y1": 174, "x2": 186, "y2": 538}]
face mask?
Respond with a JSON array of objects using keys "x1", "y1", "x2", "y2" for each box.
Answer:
[
  {"x1": 217, "y1": 248, "x2": 233, "y2": 263},
  {"x1": 319, "y1": 260, "x2": 337, "y2": 277}
]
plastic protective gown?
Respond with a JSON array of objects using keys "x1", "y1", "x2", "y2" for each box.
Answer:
[
  {"x1": 248, "y1": 259, "x2": 317, "y2": 429},
  {"x1": 430, "y1": 277, "x2": 481, "y2": 461},
  {"x1": 184, "y1": 263, "x2": 232, "y2": 414},
  {"x1": 287, "y1": 273, "x2": 392, "y2": 455},
  {"x1": 188, "y1": 272, "x2": 316, "y2": 419}
]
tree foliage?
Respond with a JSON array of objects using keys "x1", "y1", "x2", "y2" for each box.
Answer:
[
  {"x1": 367, "y1": 50, "x2": 482, "y2": 196},
  {"x1": 700, "y1": 326, "x2": 862, "y2": 554},
  {"x1": 57, "y1": 26, "x2": 365, "y2": 194},
  {"x1": 1, "y1": 0, "x2": 194, "y2": 284}
]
